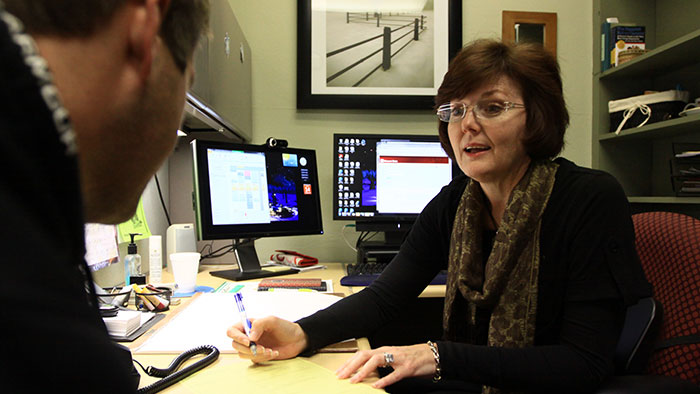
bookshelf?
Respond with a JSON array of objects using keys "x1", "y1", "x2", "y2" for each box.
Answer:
[{"x1": 593, "y1": 0, "x2": 700, "y2": 218}]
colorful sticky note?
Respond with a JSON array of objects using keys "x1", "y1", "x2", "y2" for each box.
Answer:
[{"x1": 117, "y1": 198, "x2": 152, "y2": 243}]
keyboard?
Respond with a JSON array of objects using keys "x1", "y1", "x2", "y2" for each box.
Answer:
[
  {"x1": 346, "y1": 262, "x2": 388, "y2": 276},
  {"x1": 340, "y1": 263, "x2": 447, "y2": 286}
]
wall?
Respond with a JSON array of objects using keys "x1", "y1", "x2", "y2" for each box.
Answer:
[
  {"x1": 461, "y1": 0, "x2": 592, "y2": 164},
  {"x1": 163, "y1": 0, "x2": 594, "y2": 269},
  {"x1": 214, "y1": 0, "x2": 593, "y2": 265},
  {"x1": 92, "y1": 165, "x2": 171, "y2": 286}
]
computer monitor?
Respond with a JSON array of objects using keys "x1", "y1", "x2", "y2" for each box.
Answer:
[
  {"x1": 191, "y1": 139, "x2": 323, "y2": 281},
  {"x1": 333, "y1": 133, "x2": 458, "y2": 243}
]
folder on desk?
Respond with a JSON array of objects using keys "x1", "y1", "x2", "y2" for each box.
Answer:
[{"x1": 180, "y1": 357, "x2": 380, "y2": 393}]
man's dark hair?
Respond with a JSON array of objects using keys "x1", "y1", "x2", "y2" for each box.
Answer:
[{"x1": 3, "y1": 0, "x2": 209, "y2": 72}]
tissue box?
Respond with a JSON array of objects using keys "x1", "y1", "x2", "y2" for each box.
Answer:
[{"x1": 609, "y1": 90, "x2": 689, "y2": 133}]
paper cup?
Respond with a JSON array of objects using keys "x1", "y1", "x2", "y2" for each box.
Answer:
[{"x1": 170, "y1": 252, "x2": 200, "y2": 293}]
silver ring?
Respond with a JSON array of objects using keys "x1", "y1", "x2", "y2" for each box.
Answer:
[{"x1": 383, "y1": 352, "x2": 394, "y2": 367}]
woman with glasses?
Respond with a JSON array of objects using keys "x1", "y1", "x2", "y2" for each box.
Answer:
[{"x1": 228, "y1": 39, "x2": 651, "y2": 393}]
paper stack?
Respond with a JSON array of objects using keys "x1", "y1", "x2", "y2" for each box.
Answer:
[{"x1": 103, "y1": 310, "x2": 142, "y2": 337}]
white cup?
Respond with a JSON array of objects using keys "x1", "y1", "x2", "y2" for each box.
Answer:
[{"x1": 170, "y1": 252, "x2": 200, "y2": 293}]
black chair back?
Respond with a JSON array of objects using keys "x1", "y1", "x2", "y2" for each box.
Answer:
[{"x1": 613, "y1": 297, "x2": 662, "y2": 374}]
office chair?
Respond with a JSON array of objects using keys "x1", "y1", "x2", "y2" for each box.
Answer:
[{"x1": 597, "y1": 211, "x2": 700, "y2": 394}]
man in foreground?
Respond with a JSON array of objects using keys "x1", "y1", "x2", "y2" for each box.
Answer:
[{"x1": 0, "y1": 1, "x2": 208, "y2": 391}]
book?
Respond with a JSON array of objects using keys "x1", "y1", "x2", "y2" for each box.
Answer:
[
  {"x1": 257, "y1": 278, "x2": 328, "y2": 292},
  {"x1": 600, "y1": 17, "x2": 620, "y2": 72},
  {"x1": 610, "y1": 25, "x2": 645, "y2": 67},
  {"x1": 103, "y1": 310, "x2": 142, "y2": 337}
]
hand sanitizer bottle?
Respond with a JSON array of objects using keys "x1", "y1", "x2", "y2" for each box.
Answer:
[{"x1": 125, "y1": 233, "x2": 146, "y2": 285}]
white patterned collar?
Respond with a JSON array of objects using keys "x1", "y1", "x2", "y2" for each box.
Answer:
[{"x1": 0, "y1": 4, "x2": 78, "y2": 156}]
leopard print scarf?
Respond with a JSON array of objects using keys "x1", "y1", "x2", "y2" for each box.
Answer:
[{"x1": 443, "y1": 160, "x2": 558, "y2": 394}]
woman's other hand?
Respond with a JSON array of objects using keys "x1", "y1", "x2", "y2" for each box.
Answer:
[
  {"x1": 336, "y1": 343, "x2": 436, "y2": 389},
  {"x1": 226, "y1": 316, "x2": 308, "y2": 363}
]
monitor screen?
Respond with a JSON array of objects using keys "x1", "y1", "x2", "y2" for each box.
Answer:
[
  {"x1": 191, "y1": 139, "x2": 323, "y2": 241},
  {"x1": 333, "y1": 133, "x2": 457, "y2": 228}
]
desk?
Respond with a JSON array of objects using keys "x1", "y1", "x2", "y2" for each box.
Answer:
[
  {"x1": 128, "y1": 264, "x2": 377, "y2": 392},
  {"x1": 129, "y1": 263, "x2": 447, "y2": 392}
]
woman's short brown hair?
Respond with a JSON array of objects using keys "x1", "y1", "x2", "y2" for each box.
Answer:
[{"x1": 435, "y1": 38, "x2": 569, "y2": 161}]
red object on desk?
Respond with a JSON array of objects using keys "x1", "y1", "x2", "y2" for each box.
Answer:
[{"x1": 269, "y1": 250, "x2": 318, "y2": 267}]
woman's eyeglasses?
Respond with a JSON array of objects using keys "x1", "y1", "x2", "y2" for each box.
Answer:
[{"x1": 436, "y1": 101, "x2": 525, "y2": 123}]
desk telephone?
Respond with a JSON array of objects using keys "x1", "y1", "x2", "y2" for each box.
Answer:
[{"x1": 118, "y1": 343, "x2": 219, "y2": 393}]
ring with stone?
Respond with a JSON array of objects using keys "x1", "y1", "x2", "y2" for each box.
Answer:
[{"x1": 383, "y1": 352, "x2": 394, "y2": 367}]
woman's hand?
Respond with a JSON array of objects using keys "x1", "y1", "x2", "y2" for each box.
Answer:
[
  {"x1": 336, "y1": 343, "x2": 436, "y2": 389},
  {"x1": 226, "y1": 316, "x2": 308, "y2": 363}
]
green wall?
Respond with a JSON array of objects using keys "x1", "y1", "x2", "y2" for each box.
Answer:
[{"x1": 218, "y1": 0, "x2": 593, "y2": 264}]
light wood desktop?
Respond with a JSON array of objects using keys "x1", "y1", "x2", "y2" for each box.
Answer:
[{"x1": 127, "y1": 263, "x2": 445, "y2": 392}]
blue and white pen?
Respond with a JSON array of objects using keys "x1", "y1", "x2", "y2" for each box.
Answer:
[{"x1": 234, "y1": 292, "x2": 257, "y2": 355}]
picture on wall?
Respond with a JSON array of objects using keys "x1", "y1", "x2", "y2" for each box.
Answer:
[{"x1": 297, "y1": 0, "x2": 462, "y2": 110}]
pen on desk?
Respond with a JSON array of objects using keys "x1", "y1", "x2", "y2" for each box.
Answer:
[{"x1": 234, "y1": 292, "x2": 257, "y2": 355}]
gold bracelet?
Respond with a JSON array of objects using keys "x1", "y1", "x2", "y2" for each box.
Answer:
[{"x1": 427, "y1": 341, "x2": 442, "y2": 382}]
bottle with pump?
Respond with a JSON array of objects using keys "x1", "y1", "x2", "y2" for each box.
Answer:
[{"x1": 125, "y1": 233, "x2": 146, "y2": 285}]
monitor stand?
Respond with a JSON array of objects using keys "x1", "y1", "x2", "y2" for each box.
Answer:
[{"x1": 209, "y1": 241, "x2": 298, "y2": 281}]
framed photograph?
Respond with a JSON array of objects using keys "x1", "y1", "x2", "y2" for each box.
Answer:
[
  {"x1": 502, "y1": 11, "x2": 557, "y2": 56},
  {"x1": 297, "y1": 0, "x2": 462, "y2": 110}
]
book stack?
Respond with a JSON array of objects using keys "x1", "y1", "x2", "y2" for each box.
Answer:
[
  {"x1": 103, "y1": 310, "x2": 142, "y2": 337},
  {"x1": 601, "y1": 18, "x2": 645, "y2": 71}
]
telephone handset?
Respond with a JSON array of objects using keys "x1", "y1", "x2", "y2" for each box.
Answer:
[{"x1": 119, "y1": 343, "x2": 220, "y2": 393}]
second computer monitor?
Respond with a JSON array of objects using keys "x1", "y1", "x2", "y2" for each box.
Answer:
[{"x1": 333, "y1": 133, "x2": 458, "y2": 232}]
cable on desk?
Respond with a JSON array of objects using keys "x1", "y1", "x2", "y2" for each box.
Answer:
[
  {"x1": 199, "y1": 238, "x2": 259, "y2": 260},
  {"x1": 356, "y1": 231, "x2": 378, "y2": 249},
  {"x1": 135, "y1": 345, "x2": 220, "y2": 394},
  {"x1": 342, "y1": 224, "x2": 357, "y2": 252},
  {"x1": 198, "y1": 240, "x2": 215, "y2": 257},
  {"x1": 200, "y1": 243, "x2": 233, "y2": 259}
]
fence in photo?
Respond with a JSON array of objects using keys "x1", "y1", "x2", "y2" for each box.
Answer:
[{"x1": 326, "y1": 12, "x2": 428, "y2": 87}]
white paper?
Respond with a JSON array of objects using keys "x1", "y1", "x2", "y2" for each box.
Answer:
[
  {"x1": 676, "y1": 151, "x2": 700, "y2": 158},
  {"x1": 84, "y1": 223, "x2": 119, "y2": 271},
  {"x1": 135, "y1": 292, "x2": 341, "y2": 354}
]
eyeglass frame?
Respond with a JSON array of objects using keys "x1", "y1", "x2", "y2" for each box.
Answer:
[{"x1": 436, "y1": 101, "x2": 526, "y2": 123}]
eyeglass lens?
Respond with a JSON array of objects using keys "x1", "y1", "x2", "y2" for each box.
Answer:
[{"x1": 437, "y1": 101, "x2": 522, "y2": 123}]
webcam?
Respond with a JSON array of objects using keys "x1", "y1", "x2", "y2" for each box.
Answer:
[{"x1": 265, "y1": 137, "x2": 288, "y2": 149}]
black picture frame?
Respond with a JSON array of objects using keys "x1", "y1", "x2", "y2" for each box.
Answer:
[{"x1": 297, "y1": 1, "x2": 462, "y2": 110}]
